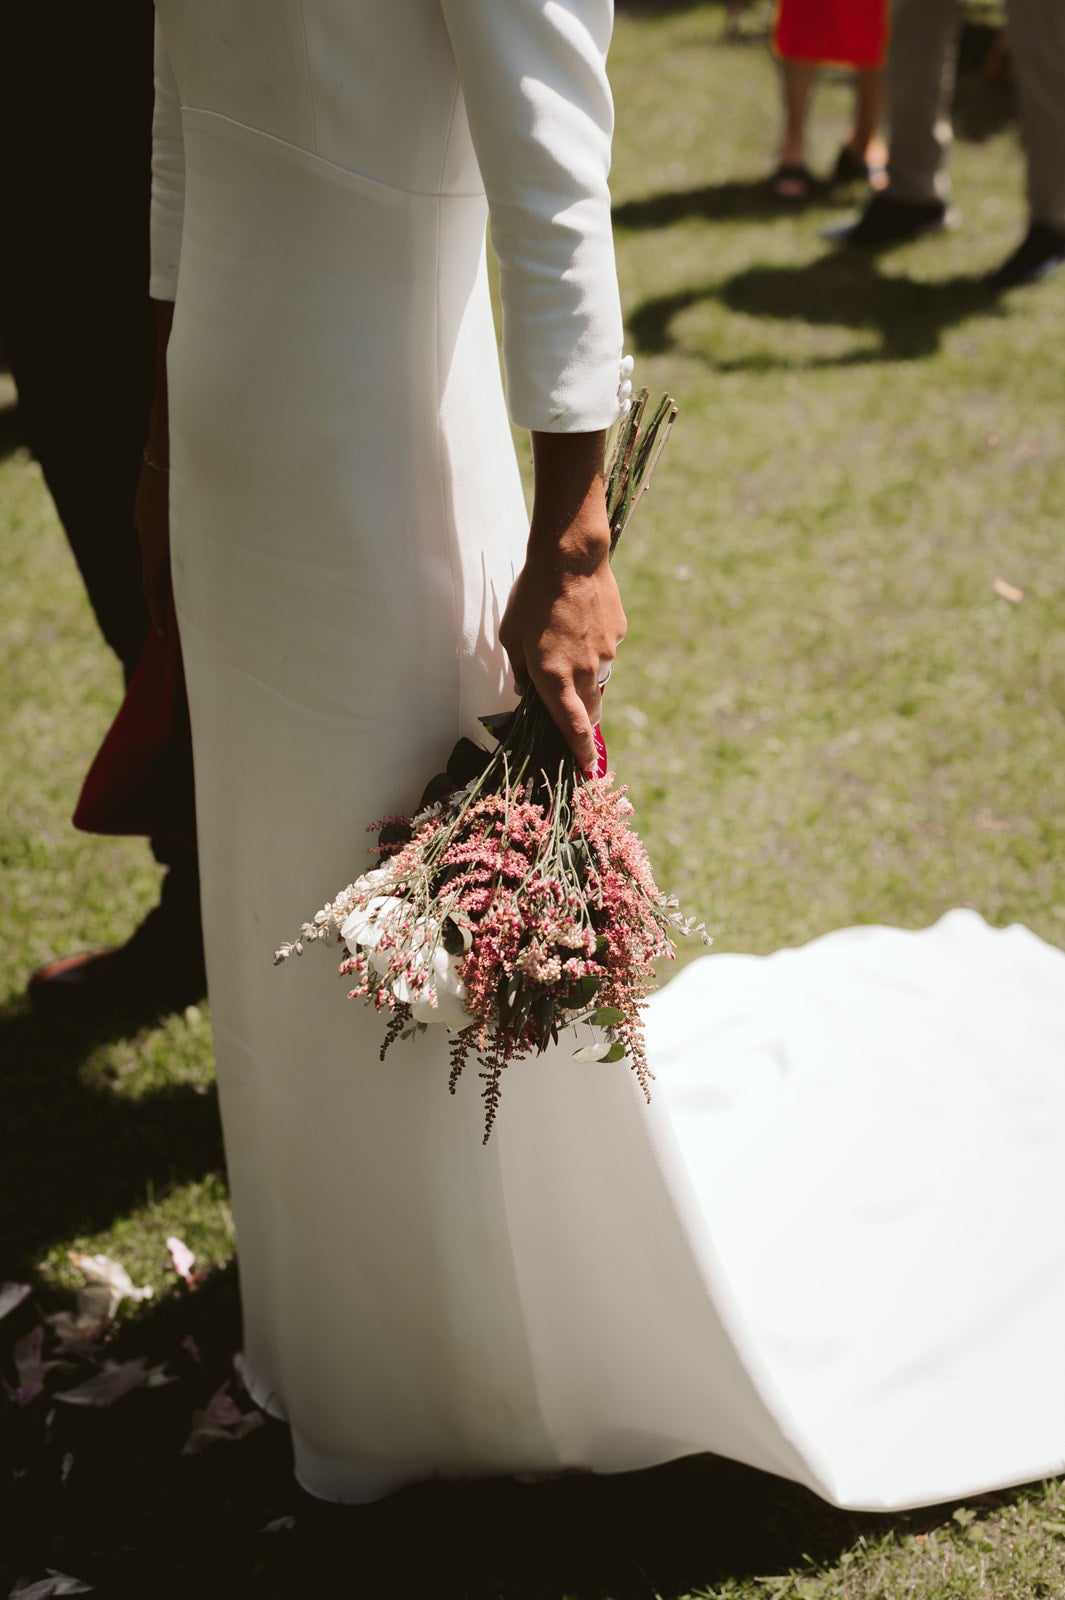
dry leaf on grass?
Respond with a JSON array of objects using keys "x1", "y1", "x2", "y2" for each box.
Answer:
[
  {"x1": 992, "y1": 576, "x2": 1024, "y2": 603},
  {"x1": 6, "y1": 1326, "x2": 51, "y2": 1407},
  {"x1": 55, "y1": 1358, "x2": 174, "y2": 1408},
  {"x1": 8, "y1": 1572, "x2": 94, "y2": 1598},
  {"x1": 46, "y1": 1286, "x2": 115, "y2": 1355},
  {"x1": 0, "y1": 1283, "x2": 32, "y2": 1323},
  {"x1": 166, "y1": 1237, "x2": 197, "y2": 1285},
  {"x1": 67, "y1": 1254, "x2": 152, "y2": 1319},
  {"x1": 182, "y1": 1381, "x2": 265, "y2": 1455}
]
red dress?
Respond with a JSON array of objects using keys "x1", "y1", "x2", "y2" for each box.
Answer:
[{"x1": 773, "y1": 0, "x2": 888, "y2": 70}]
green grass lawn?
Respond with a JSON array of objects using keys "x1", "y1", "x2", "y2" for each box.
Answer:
[{"x1": 2, "y1": 5, "x2": 1064, "y2": 1595}]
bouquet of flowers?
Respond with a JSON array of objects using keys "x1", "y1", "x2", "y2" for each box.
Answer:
[{"x1": 275, "y1": 391, "x2": 710, "y2": 1139}]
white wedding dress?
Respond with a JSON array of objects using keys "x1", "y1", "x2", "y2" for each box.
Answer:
[{"x1": 152, "y1": 0, "x2": 1065, "y2": 1510}]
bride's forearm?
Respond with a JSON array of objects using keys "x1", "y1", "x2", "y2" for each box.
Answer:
[
  {"x1": 500, "y1": 429, "x2": 627, "y2": 771},
  {"x1": 526, "y1": 429, "x2": 610, "y2": 567}
]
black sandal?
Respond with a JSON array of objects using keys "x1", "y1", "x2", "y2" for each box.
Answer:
[
  {"x1": 832, "y1": 145, "x2": 869, "y2": 184},
  {"x1": 832, "y1": 144, "x2": 886, "y2": 188},
  {"x1": 771, "y1": 162, "x2": 813, "y2": 202}
]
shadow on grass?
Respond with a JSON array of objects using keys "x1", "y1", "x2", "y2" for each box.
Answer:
[
  {"x1": 1, "y1": 1256, "x2": 942, "y2": 1600},
  {"x1": 628, "y1": 248, "x2": 1003, "y2": 367},
  {"x1": 615, "y1": 175, "x2": 818, "y2": 232},
  {"x1": 0, "y1": 398, "x2": 22, "y2": 463},
  {"x1": 0, "y1": 997, "x2": 224, "y2": 1277}
]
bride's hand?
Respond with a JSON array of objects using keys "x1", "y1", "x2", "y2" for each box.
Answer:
[{"x1": 500, "y1": 431, "x2": 626, "y2": 772}]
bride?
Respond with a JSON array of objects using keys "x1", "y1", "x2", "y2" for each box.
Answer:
[{"x1": 141, "y1": 0, "x2": 1065, "y2": 1509}]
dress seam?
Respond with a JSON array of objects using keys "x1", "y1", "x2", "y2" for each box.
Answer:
[
  {"x1": 295, "y1": 0, "x2": 320, "y2": 157},
  {"x1": 180, "y1": 105, "x2": 485, "y2": 200}
]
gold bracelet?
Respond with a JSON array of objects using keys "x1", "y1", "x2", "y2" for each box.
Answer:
[{"x1": 142, "y1": 447, "x2": 170, "y2": 474}]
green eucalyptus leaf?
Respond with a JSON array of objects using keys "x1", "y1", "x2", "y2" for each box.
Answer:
[
  {"x1": 602, "y1": 1041, "x2": 627, "y2": 1063},
  {"x1": 573, "y1": 1041, "x2": 612, "y2": 1063},
  {"x1": 565, "y1": 1009, "x2": 598, "y2": 1029},
  {"x1": 441, "y1": 917, "x2": 472, "y2": 956},
  {"x1": 446, "y1": 736, "x2": 489, "y2": 787},
  {"x1": 417, "y1": 771, "x2": 453, "y2": 811},
  {"x1": 574, "y1": 973, "x2": 599, "y2": 1005},
  {"x1": 479, "y1": 708, "x2": 516, "y2": 742},
  {"x1": 591, "y1": 1006, "x2": 624, "y2": 1027}
]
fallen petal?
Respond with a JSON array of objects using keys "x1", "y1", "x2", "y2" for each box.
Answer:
[
  {"x1": 181, "y1": 1409, "x2": 265, "y2": 1456},
  {"x1": 181, "y1": 1381, "x2": 266, "y2": 1454},
  {"x1": 165, "y1": 1236, "x2": 197, "y2": 1285},
  {"x1": 45, "y1": 1311, "x2": 107, "y2": 1357},
  {"x1": 0, "y1": 1283, "x2": 32, "y2": 1323},
  {"x1": 199, "y1": 1381, "x2": 245, "y2": 1427},
  {"x1": 67, "y1": 1254, "x2": 152, "y2": 1315},
  {"x1": 992, "y1": 575, "x2": 1024, "y2": 603},
  {"x1": 7, "y1": 1326, "x2": 47, "y2": 1406},
  {"x1": 54, "y1": 1359, "x2": 169, "y2": 1408},
  {"x1": 9, "y1": 1573, "x2": 94, "y2": 1598},
  {"x1": 74, "y1": 1284, "x2": 116, "y2": 1323},
  {"x1": 261, "y1": 1515, "x2": 296, "y2": 1534}
]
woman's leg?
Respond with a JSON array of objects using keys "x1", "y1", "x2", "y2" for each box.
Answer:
[
  {"x1": 775, "y1": 59, "x2": 817, "y2": 197},
  {"x1": 847, "y1": 67, "x2": 888, "y2": 180}
]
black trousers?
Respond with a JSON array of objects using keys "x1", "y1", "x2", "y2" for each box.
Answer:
[{"x1": 1, "y1": 2, "x2": 199, "y2": 909}]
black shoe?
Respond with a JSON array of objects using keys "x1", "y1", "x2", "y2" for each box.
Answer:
[
  {"x1": 28, "y1": 939, "x2": 206, "y2": 1021},
  {"x1": 771, "y1": 162, "x2": 815, "y2": 203},
  {"x1": 835, "y1": 192, "x2": 959, "y2": 248},
  {"x1": 29, "y1": 869, "x2": 206, "y2": 1021},
  {"x1": 984, "y1": 222, "x2": 1065, "y2": 290},
  {"x1": 830, "y1": 144, "x2": 885, "y2": 189}
]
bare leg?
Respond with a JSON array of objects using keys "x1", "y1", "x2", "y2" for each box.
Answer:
[
  {"x1": 775, "y1": 59, "x2": 817, "y2": 196},
  {"x1": 849, "y1": 67, "x2": 888, "y2": 178}
]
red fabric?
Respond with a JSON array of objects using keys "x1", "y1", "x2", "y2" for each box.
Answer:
[
  {"x1": 773, "y1": 0, "x2": 888, "y2": 69},
  {"x1": 73, "y1": 587, "x2": 197, "y2": 846}
]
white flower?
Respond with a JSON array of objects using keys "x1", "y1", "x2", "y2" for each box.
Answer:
[
  {"x1": 340, "y1": 895, "x2": 404, "y2": 956},
  {"x1": 409, "y1": 947, "x2": 470, "y2": 1028},
  {"x1": 360, "y1": 867, "x2": 393, "y2": 890}
]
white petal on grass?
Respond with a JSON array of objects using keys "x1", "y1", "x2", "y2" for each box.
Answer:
[
  {"x1": 166, "y1": 1236, "x2": 196, "y2": 1284},
  {"x1": 181, "y1": 1380, "x2": 266, "y2": 1455},
  {"x1": 7, "y1": 1325, "x2": 48, "y2": 1406},
  {"x1": 67, "y1": 1254, "x2": 152, "y2": 1318},
  {"x1": 992, "y1": 575, "x2": 1024, "y2": 603},
  {"x1": 46, "y1": 1285, "x2": 113, "y2": 1355},
  {"x1": 9, "y1": 1573, "x2": 94, "y2": 1598},
  {"x1": 55, "y1": 1359, "x2": 173, "y2": 1408},
  {"x1": 0, "y1": 1283, "x2": 31, "y2": 1322}
]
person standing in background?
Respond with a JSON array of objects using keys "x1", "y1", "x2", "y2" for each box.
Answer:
[
  {"x1": 0, "y1": 3, "x2": 204, "y2": 1016},
  {"x1": 770, "y1": 0, "x2": 890, "y2": 202},
  {"x1": 841, "y1": 0, "x2": 1065, "y2": 288}
]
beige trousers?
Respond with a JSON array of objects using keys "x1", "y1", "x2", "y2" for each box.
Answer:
[{"x1": 886, "y1": 0, "x2": 1065, "y2": 231}]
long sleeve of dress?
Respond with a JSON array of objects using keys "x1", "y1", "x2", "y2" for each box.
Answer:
[
  {"x1": 150, "y1": 20, "x2": 185, "y2": 301},
  {"x1": 440, "y1": 0, "x2": 626, "y2": 433}
]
